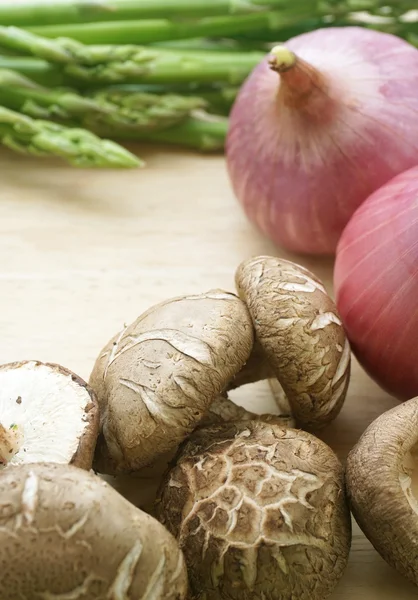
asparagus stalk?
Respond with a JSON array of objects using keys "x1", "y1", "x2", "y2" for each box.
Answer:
[
  {"x1": 0, "y1": 56, "x2": 66, "y2": 86},
  {"x1": 0, "y1": 68, "x2": 208, "y2": 129},
  {"x1": 0, "y1": 26, "x2": 72, "y2": 63},
  {"x1": 110, "y1": 84, "x2": 239, "y2": 115},
  {"x1": 0, "y1": 105, "x2": 141, "y2": 167},
  {"x1": 230, "y1": 16, "x2": 330, "y2": 41},
  {"x1": 0, "y1": 0, "x2": 414, "y2": 28},
  {"x1": 193, "y1": 87, "x2": 238, "y2": 114},
  {"x1": 26, "y1": 10, "x2": 315, "y2": 45},
  {"x1": 93, "y1": 112, "x2": 228, "y2": 152},
  {"x1": 85, "y1": 88, "x2": 207, "y2": 131},
  {"x1": 151, "y1": 38, "x2": 270, "y2": 52},
  {"x1": 0, "y1": 43, "x2": 265, "y2": 85},
  {"x1": 0, "y1": 0, "x2": 311, "y2": 28},
  {"x1": 0, "y1": 68, "x2": 110, "y2": 120},
  {"x1": 0, "y1": 62, "x2": 224, "y2": 98}
]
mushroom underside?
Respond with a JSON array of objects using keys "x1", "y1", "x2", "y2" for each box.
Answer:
[
  {"x1": 346, "y1": 398, "x2": 418, "y2": 587},
  {"x1": 0, "y1": 361, "x2": 98, "y2": 470}
]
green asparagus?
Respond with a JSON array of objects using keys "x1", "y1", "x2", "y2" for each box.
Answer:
[
  {"x1": 0, "y1": 68, "x2": 208, "y2": 130},
  {"x1": 0, "y1": 41, "x2": 265, "y2": 86},
  {"x1": 0, "y1": 68, "x2": 110, "y2": 120},
  {"x1": 94, "y1": 112, "x2": 229, "y2": 152},
  {"x1": 151, "y1": 39, "x2": 270, "y2": 52},
  {"x1": 194, "y1": 87, "x2": 238, "y2": 115},
  {"x1": 108, "y1": 84, "x2": 240, "y2": 115},
  {"x1": 0, "y1": 0, "x2": 415, "y2": 28},
  {"x1": 0, "y1": 105, "x2": 141, "y2": 167},
  {"x1": 0, "y1": 27, "x2": 73, "y2": 62},
  {"x1": 0, "y1": 0, "x2": 314, "y2": 28},
  {"x1": 85, "y1": 88, "x2": 207, "y2": 131},
  {"x1": 230, "y1": 16, "x2": 331, "y2": 42},
  {"x1": 26, "y1": 10, "x2": 315, "y2": 45},
  {"x1": 0, "y1": 56, "x2": 65, "y2": 86}
]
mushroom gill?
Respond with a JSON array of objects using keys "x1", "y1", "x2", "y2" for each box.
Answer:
[{"x1": 0, "y1": 361, "x2": 99, "y2": 470}]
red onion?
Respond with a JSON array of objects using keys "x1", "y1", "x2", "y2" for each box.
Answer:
[
  {"x1": 226, "y1": 27, "x2": 418, "y2": 255},
  {"x1": 334, "y1": 165, "x2": 418, "y2": 400}
]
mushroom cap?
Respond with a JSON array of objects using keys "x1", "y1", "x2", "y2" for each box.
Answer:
[
  {"x1": 89, "y1": 289, "x2": 254, "y2": 474},
  {"x1": 156, "y1": 420, "x2": 351, "y2": 600},
  {"x1": 0, "y1": 462, "x2": 188, "y2": 599},
  {"x1": 235, "y1": 256, "x2": 351, "y2": 428},
  {"x1": 0, "y1": 361, "x2": 99, "y2": 470},
  {"x1": 346, "y1": 396, "x2": 418, "y2": 586}
]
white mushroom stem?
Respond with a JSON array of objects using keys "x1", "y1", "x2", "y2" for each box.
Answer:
[
  {"x1": 268, "y1": 378, "x2": 292, "y2": 416},
  {"x1": 0, "y1": 423, "x2": 23, "y2": 466}
]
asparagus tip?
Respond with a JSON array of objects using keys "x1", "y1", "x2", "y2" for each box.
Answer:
[{"x1": 101, "y1": 139, "x2": 144, "y2": 168}]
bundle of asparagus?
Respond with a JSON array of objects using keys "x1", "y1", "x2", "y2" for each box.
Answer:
[{"x1": 0, "y1": 0, "x2": 415, "y2": 167}]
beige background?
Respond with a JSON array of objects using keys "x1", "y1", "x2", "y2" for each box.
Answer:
[{"x1": 1, "y1": 142, "x2": 417, "y2": 598}]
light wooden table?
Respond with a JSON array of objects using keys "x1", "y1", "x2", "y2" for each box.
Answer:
[{"x1": 1, "y1": 145, "x2": 416, "y2": 599}]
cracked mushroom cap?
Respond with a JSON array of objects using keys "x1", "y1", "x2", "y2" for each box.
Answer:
[
  {"x1": 0, "y1": 361, "x2": 99, "y2": 471},
  {"x1": 235, "y1": 256, "x2": 351, "y2": 428},
  {"x1": 156, "y1": 420, "x2": 351, "y2": 600},
  {"x1": 346, "y1": 396, "x2": 418, "y2": 586},
  {"x1": 0, "y1": 462, "x2": 188, "y2": 599},
  {"x1": 89, "y1": 290, "x2": 253, "y2": 474}
]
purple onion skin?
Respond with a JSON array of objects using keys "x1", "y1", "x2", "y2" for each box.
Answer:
[
  {"x1": 226, "y1": 27, "x2": 418, "y2": 255},
  {"x1": 334, "y1": 165, "x2": 418, "y2": 401}
]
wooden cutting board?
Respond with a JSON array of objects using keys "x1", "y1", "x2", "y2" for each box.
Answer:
[{"x1": 1, "y1": 144, "x2": 416, "y2": 599}]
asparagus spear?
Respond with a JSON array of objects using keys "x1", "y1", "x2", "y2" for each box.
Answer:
[
  {"x1": 0, "y1": 0, "x2": 311, "y2": 28},
  {"x1": 230, "y1": 16, "x2": 330, "y2": 41},
  {"x1": 85, "y1": 88, "x2": 207, "y2": 131},
  {"x1": 151, "y1": 38, "x2": 270, "y2": 52},
  {"x1": 94, "y1": 112, "x2": 229, "y2": 152},
  {"x1": 0, "y1": 0, "x2": 414, "y2": 28},
  {"x1": 0, "y1": 68, "x2": 208, "y2": 129},
  {"x1": 0, "y1": 105, "x2": 141, "y2": 167},
  {"x1": 191, "y1": 87, "x2": 238, "y2": 115},
  {"x1": 0, "y1": 42, "x2": 265, "y2": 85},
  {"x1": 107, "y1": 83, "x2": 239, "y2": 115},
  {"x1": 26, "y1": 9, "x2": 316, "y2": 44},
  {"x1": 0, "y1": 56, "x2": 66, "y2": 87},
  {"x1": 0, "y1": 68, "x2": 110, "y2": 120}
]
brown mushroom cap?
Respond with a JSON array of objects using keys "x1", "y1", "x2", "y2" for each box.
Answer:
[
  {"x1": 235, "y1": 256, "x2": 351, "y2": 428},
  {"x1": 0, "y1": 462, "x2": 188, "y2": 599},
  {"x1": 0, "y1": 360, "x2": 99, "y2": 471},
  {"x1": 89, "y1": 289, "x2": 254, "y2": 474},
  {"x1": 156, "y1": 420, "x2": 351, "y2": 600},
  {"x1": 346, "y1": 396, "x2": 418, "y2": 586}
]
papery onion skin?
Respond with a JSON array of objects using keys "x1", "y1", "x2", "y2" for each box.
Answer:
[
  {"x1": 226, "y1": 27, "x2": 418, "y2": 255},
  {"x1": 334, "y1": 165, "x2": 418, "y2": 400}
]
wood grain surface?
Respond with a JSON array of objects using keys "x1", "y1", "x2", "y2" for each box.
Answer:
[{"x1": 1, "y1": 143, "x2": 417, "y2": 599}]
